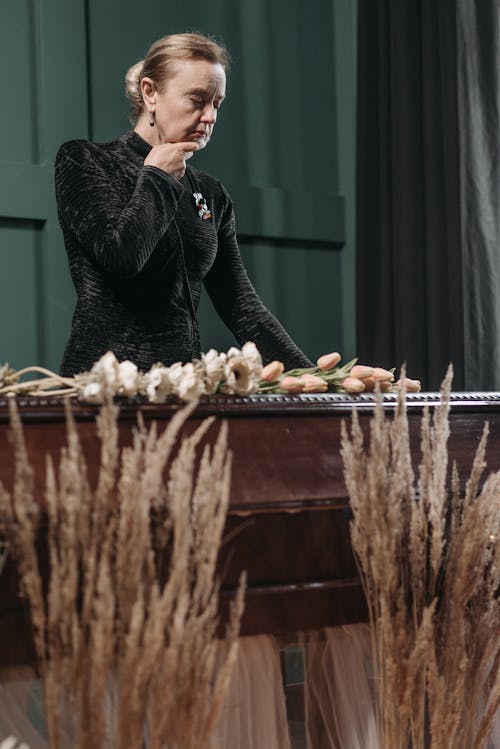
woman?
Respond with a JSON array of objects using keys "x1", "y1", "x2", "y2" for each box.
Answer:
[{"x1": 56, "y1": 32, "x2": 311, "y2": 376}]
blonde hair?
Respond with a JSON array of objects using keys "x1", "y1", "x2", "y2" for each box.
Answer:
[{"x1": 125, "y1": 32, "x2": 230, "y2": 124}]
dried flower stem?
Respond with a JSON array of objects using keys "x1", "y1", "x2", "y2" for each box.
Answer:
[
  {"x1": 0, "y1": 399, "x2": 245, "y2": 748},
  {"x1": 342, "y1": 368, "x2": 500, "y2": 749}
]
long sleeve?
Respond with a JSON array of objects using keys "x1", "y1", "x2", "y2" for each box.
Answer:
[
  {"x1": 204, "y1": 192, "x2": 312, "y2": 369},
  {"x1": 55, "y1": 140, "x2": 184, "y2": 278}
]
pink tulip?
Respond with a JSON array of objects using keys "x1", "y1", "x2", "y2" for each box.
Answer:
[
  {"x1": 280, "y1": 376, "x2": 305, "y2": 393},
  {"x1": 350, "y1": 365, "x2": 374, "y2": 380},
  {"x1": 379, "y1": 380, "x2": 393, "y2": 392},
  {"x1": 342, "y1": 377, "x2": 365, "y2": 394},
  {"x1": 261, "y1": 360, "x2": 285, "y2": 382},
  {"x1": 299, "y1": 373, "x2": 328, "y2": 392},
  {"x1": 361, "y1": 376, "x2": 375, "y2": 392},
  {"x1": 317, "y1": 351, "x2": 341, "y2": 371},
  {"x1": 362, "y1": 376, "x2": 393, "y2": 392},
  {"x1": 371, "y1": 367, "x2": 395, "y2": 382},
  {"x1": 397, "y1": 377, "x2": 421, "y2": 393}
]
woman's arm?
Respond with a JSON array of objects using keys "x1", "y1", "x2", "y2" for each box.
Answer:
[
  {"x1": 55, "y1": 141, "x2": 184, "y2": 278},
  {"x1": 204, "y1": 194, "x2": 312, "y2": 369}
]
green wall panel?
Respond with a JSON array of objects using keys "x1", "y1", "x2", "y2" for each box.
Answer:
[
  {"x1": 0, "y1": 220, "x2": 43, "y2": 368},
  {"x1": 198, "y1": 241, "x2": 343, "y2": 361},
  {"x1": 0, "y1": 0, "x2": 37, "y2": 163},
  {"x1": 0, "y1": 0, "x2": 88, "y2": 372}
]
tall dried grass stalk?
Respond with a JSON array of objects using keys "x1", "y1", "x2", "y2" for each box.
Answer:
[
  {"x1": 0, "y1": 400, "x2": 245, "y2": 749},
  {"x1": 341, "y1": 368, "x2": 500, "y2": 749}
]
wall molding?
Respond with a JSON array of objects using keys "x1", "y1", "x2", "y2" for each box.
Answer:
[
  {"x1": 0, "y1": 163, "x2": 51, "y2": 220},
  {"x1": 227, "y1": 184, "x2": 345, "y2": 246}
]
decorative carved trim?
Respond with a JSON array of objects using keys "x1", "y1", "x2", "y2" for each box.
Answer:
[{"x1": 2, "y1": 391, "x2": 500, "y2": 423}]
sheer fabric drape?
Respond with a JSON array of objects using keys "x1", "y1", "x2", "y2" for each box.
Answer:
[
  {"x1": 215, "y1": 635, "x2": 291, "y2": 749},
  {"x1": 457, "y1": 0, "x2": 500, "y2": 389},
  {"x1": 0, "y1": 636, "x2": 292, "y2": 749},
  {"x1": 1, "y1": 628, "x2": 498, "y2": 748},
  {"x1": 303, "y1": 627, "x2": 500, "y2": 749},
  {"x1": 304, "y1": 625, "x2": 377, "y2": 749}
]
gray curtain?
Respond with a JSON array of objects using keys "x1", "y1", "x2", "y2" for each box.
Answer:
[
  {"x1": 357, "y1": 0, "x2": 500, "y2": 391},
  {"x1": 459, "y1": 1, "x2": 500, "y2": 390}
]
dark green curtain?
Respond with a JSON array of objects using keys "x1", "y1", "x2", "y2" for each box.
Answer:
[{"x1": 356, "y1": 0, "x2": 500, "y2": 391}]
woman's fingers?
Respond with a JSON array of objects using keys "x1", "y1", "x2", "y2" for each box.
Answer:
[{"x1": 144, "y1": 141, "x2": 199, "y2": 178}]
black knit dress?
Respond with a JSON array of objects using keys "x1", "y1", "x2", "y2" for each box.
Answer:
[{"x1": 55, "y1": 130, "x2": 311, "y2": 376}]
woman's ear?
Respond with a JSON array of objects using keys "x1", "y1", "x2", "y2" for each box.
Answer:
[{"x1": 140, "y1": 77, "x2": 157, "y2": 108}]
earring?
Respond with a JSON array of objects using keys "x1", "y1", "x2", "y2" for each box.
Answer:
[{"x1": 149, "y1": 111, "x2": 155, "y2": 127}]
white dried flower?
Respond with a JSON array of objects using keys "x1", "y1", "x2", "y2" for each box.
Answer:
[
  {"x1": 173, "y1": 362, "x2": 206, "y2": 402},
  {"x1": 117, "y1": 360, "x2": 139, "y2": 396},
  {"x1": 241, "y1": 341, "x2": 263, "y2": 375},
  {"x1": 80, "y1": 382, "x2": 104, "y2": 404},
  {"x1": 167, "y1": 362, "x2": 184, "y2": 390},
  {"x1": 75, "y1": 343, "x2": 265, "y2": 404},
  {"x1": 223, "y1": 342, "x2": 262, "y2": 394},
  {"x1": 0, "y1": 364, "x2": 15, "y2": 388},
  {"x1": 90, "y1": 351, "x2": 120, "y2": 387},
  {"x1": 223, "y1": 356, "x2": 259, "y2": 395},
  {"x1": 140, "y1": 364, "x2": 172, "y2": 403},
  {"x1": 201, "y1": 349, "x2": 226, "y2": 394}
]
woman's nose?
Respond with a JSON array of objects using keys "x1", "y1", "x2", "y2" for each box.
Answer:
[{"x1": 201, "y1": 105, "x2": 217, "y2": 124}]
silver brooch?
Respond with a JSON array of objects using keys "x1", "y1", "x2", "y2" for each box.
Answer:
[{"x1": 193, "y1": 192, "x2": 211, "y2": 220}]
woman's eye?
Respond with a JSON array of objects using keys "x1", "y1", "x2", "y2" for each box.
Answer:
[{"x1": 190, "y1": 98, "x2": 203, "y2": 106}]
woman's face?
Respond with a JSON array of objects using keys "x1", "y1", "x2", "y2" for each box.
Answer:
[{"x1": 147, "y1": 59, "x2": 226, "y2": 150}]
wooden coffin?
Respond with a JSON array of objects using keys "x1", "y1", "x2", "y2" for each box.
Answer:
[{"x1": 0, "y1": 391, "x2": 499, "y2": 667}]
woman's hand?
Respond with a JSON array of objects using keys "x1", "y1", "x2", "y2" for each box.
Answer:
[{"x1": 144, "y1": 141, "x2": 199, "y2": 179}]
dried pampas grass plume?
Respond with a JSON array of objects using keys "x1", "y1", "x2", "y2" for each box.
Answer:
[
  {"x1": 341, "y1": 367, "x2": 500, "y2": 749},
  {"x1": 0, "y1": 399, "x2": 245, "y2": 749}
]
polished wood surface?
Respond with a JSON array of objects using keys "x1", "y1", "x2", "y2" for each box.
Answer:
[{"x1": 1, "y1": 391, "x2": 498, "y2": 665}]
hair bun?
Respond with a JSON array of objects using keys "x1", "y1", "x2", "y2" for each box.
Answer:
[{"x1": 125, "y1": 60, "x2": 144, "y2": 99}]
